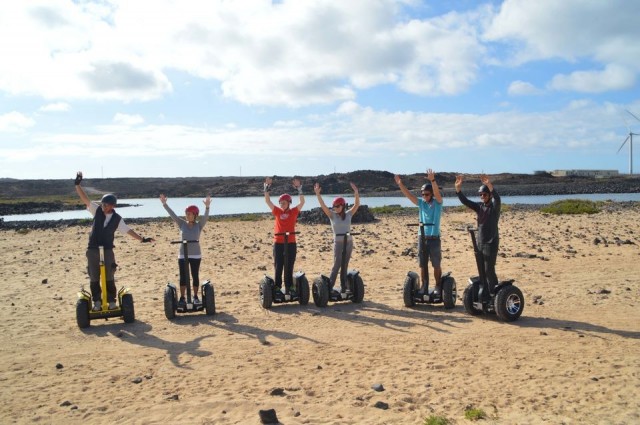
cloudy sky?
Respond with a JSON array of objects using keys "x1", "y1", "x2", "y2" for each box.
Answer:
[{"x1": 1, "y1": 0, "x2": 639, "y2": 180}]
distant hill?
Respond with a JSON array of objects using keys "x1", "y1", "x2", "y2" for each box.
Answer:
[{"x1": 1, "y1": 170, "x2": 639, "y2": 199}]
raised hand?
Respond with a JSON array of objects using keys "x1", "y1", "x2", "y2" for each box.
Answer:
[
  {"x1": 314, "y1": 183, "x2": 321, "y2": 195},
  {"x1": 455, "y1": 175, "x2": 463, "y2": 191},
  {"x1": 203, "y1": 194, "x2": 212, "y2": 208},
  {"x1": 159, "y1": 194, "x2": 167, "y2": 205},
  {"x1": 350, "y1": 182, "x2": 358, "y2": 193},
  {"x1": 426, "y1": 169, "x2": 435, "y2": 182}
]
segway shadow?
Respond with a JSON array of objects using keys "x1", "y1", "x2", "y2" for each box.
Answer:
[
  {"x1": 259, "y1": 231, "x2": 310, "y2": 309},
  {"x1": 312, "y1": 232, "x2": 365, "y2": 307},
  {"x1": 462, "y1": 227, "x2": 524, "y2": 322},
  {"x1": 402, "y1": 223, "x2": 456, "y2": 309},
  {"x1": 76, "y1": 246, "x2": 135, "y2": 328},
  {"x1": 164, "y1": 240, "x2": 215, "y2": 320}
]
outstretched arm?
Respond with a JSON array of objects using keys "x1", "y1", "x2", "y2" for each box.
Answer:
[
  {"x1": 394, "y1": 174, "x2": 418, "y2": 206},
  {"x1": 427, "y1": 169, "x2": 443, "y2": 203},
  {"x1": 292, "y1": 178, "x2": 305, "y2": 211},
  {"x1": 348, "y1": 182, "x2": 360, "y2": 216},
  {"x1": 74, "y1": 172, "x2": 91, "y2": 208},
  {"x1": 159, "y1": 194, "x2": 182, "y2": 225},
  {"x1": 263, "y1": 177, "x2": 275, "y2": 210},
  {"x1": 314, "y1": 183, "x2": 331, "y2": 218}
]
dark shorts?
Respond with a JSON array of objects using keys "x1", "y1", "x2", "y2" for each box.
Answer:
[{"x1": 418, "y1": 237, "x2": 442, "y2": 268}]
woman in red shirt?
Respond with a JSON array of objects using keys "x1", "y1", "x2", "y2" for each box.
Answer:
[{"x1": 263, "y1": 176, "x2": 305, "y2": 292}]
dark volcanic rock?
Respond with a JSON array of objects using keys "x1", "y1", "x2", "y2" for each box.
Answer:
[{"x1": 298, "y1": 205, "x2": 376, "y2": 225}]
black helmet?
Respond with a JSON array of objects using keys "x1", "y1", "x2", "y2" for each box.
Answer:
[
  {"x1": 421, "y1": 183, "x2": 433, "y2": 192},
  {"x1": 101, "y1": 194, "x2": 117, "y2": 205},
  {"x1": 478, "y1": 185, "x2": 490, "y2": 194}
]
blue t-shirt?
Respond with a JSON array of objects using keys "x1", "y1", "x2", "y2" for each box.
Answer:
[{"x1": 418, "y1": 198, "x2": 442, "y2": 237}]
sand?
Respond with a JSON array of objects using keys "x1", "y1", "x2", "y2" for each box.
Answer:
[{"x1": 0, "y1": 206, "x2": 639, "y2": 425}]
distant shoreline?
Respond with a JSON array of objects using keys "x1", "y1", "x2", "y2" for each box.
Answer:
[{"x1": 2, "y1": 201, "x2": 638, "y2": 231}]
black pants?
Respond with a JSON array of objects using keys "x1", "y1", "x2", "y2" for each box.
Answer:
[
  {"x1": 179, "y1": 258, "x2": 201, "y2": 287},
  {"x1": 480, "y1": 242, "x2": 499, "y2": 289},
  {"x1": 273, "y1": 242, "x2": 296, "y2": 289}
]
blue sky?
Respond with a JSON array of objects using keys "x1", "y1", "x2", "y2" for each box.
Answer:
[{"x1": 1, "y1": 0, "x2": 639, "y2": 179}]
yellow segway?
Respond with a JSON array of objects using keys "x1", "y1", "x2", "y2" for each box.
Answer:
[{"x1": 76, "y1": 246, "x2": 135, "y2": 328}]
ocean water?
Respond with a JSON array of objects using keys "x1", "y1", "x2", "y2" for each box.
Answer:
[{"x1": 2, "y1": 192, "x2": 639, "y2": 222}]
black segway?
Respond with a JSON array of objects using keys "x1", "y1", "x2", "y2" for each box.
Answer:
[
  {"x1": 259, "y1": 231, "x2": 310, "y2": 309},
  {"x1": 462, "y1": 227, "x2": 524, "y2": 322},
  {"x1": 164, "y1": 240, "x2": 215, "y2": 320},
  {"x1": 76, "y1": 246, "x2": 135, "y2": 328},
  {"x1": 312, "y1": 232, "x2": 365, "y2": 307},
  {"x1": 402, "y1": 223, "x2": 456, "y2": 309}
]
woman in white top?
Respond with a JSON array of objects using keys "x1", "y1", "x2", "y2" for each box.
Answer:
[{"x1": 314, "y1": 182, "x2": 360, "y2": 292}]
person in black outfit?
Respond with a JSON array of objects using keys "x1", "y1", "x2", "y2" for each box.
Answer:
[
  {"x1": 455, "y1": 174, "x2": 501, "y2": 290},
  {"x1": 75, "y1": 172, "x2": 154, "y2": 311}
]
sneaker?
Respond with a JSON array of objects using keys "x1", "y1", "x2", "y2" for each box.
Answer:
[
  {"x1": 108, "y1": 301, "x2": 118, "y2": 310},
  {"x1": 92, "y1": 301, "x2": 102, "y2": 311},
  {"x1": 178, "y1": 297, "x2": 186, "y2": 308},
  {"x1": 193, "y1": 296, "x2": 201, "y2": 304}
]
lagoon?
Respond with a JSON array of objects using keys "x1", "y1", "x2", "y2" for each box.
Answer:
[{"x1": 3, "y1": 192, "x2": 639, "y2": 222}]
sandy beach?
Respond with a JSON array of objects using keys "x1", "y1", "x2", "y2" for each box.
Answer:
[{"x1": 0, "y1": 205, "x2": 639, "y2": 425}]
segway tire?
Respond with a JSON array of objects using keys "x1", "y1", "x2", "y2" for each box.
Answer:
[
  {"x1": 298, "y1": 275, "x2": 310, "y2": 306},
  {"x1": 312, "y1": 277, "x2": 329, "y2": 307},
  {"x1": 494, "y1": 285, "x2": 524, "y2": 322},
  {"x1": 164, "y1": 285, "x2": 176, "y2": 320},
  {"x1": 204, "y1": 283, "x2": 216, "y2": 316},
  {"x1": 351, "y1": 274, "x2": 365, "y2": 303},
  {"x1": 403, "y1": 274, "x2": 417, "y2": 307},
  {"x1": 76, "y1": 298, "x2": 90, "y2": 328},
  {"x1": 442, "y1": 276, "x2": 457, "y2": 309},
  {"x1": 462, "y1": 285, "x2": 482, "y2": 316},
  {"x1": 122, "y1": 294, "x2": 135, "y2": 323},
  {"x1": 260, "y1": 278, "x2": 273, "y2": 309}
]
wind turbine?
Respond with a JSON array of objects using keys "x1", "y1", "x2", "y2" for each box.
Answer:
[{"x1": 617, "y1": 109, "x2": 640, "y2": 175}]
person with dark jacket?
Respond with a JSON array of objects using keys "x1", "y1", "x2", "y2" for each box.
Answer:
[
  {"x1": 455, "y1": 174, "x2": 501, "y2": 290},
  {"x1": 75, "y1": 172, "x2": 153, "y2": 311}
]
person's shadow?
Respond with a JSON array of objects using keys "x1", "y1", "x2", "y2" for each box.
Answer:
[
  {"x1": 82, "y1": 319, "x2": 215, "y2": 369},
  {"x1": 511, "y1": 315, "x2": 640, "y2": 339},
  {"x1": 309, "y1": 300, "x2": 472, "y2": 334},
  {"x1": 211, "y1": 311, "x2": 322, "y2": 345}
]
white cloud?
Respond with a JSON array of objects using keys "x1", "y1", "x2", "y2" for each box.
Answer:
[
  {"x1": 113, "y1": 113, "x2": 144, "y2": 126},
  {"x1": 549, "y1": 64, "x2": 636, "y2": 93},
  {"x1": 0, "y1": 1, "x2": 491, "y2": 106},
  {"x1": 39, "y1": 102, "x2": 70, "y2": 112},
  {"x1": 508, "y1": 80, "x2": 542, "y2": 96},
  {"x1": 484, "y1": 0, "x2": 640, "y2": 93},
  {"x1": 0, "y1": 111, "x2": 35, "y2": 132}
]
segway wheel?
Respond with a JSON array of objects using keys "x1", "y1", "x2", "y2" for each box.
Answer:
[
  {"x1": 164, "y1": 285, "x2": 176, "y2": 320},
  {"x1": 462, "y1": 285, "x2": 482, "y2": 316},
  {"x1": 76, "y1": 298, "x2": 90, "y2": 328},
  {"x1": 402, "y1": 274, "x2": 417, "y2": 307},
  {"x1": 494, "y1": 285, "x2": 524, "y2": 322},
  {"x1": 122, "y1": 294, "x2": 135, "y2": 323},
  {"x1": 442, "y1": 276, "x2": 457, "y2": 309},
  {"x1": 260, "y1": 278, "x2": 273, "y2": 309},
  {"x1": 351, "y1": 274, "x2": 365, "y2": 303},
  {"x1": 312, "y1": 277, "x2": 329, "y2": 307},
  {"x1": 298, "y1": 275, "x2": 310, "y2": 306},
  {"x1": 204, "y1": 284, "x2": 216, "y2": 316}
]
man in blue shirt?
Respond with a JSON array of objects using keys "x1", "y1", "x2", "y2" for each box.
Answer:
[{"x1": 395, "y1": 169, "x2": 444, "y2": 294}]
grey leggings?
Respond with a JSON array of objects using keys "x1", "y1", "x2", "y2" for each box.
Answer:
[
  {"x1": 330, "y1": 238, "x2": 353, "y2": 288},
  {"x1": 86, "y1": 248, "x2": 117, "y2": 302}
]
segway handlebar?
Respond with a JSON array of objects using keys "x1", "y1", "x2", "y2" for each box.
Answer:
[
  {"x1": 406, "y1": 223, "x2": 435, "y2": 227},
  {"x1": 170, "y1": 240, "x2": 199, "y2": 244},
  {"x1": 335, "y1": 232, "x2": 359, "y2": 237},
  {"x1": 274, "y1": 231, "x2": 300, "y2": 236}
]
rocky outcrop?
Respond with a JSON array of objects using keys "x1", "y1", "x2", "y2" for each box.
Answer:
[{"x1": 298, "y1": 205, "x2": 376, "y2": 225}]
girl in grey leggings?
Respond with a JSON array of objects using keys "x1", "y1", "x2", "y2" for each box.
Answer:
[{"x1": 314, "y1": 182, "x2": 361, "y2": 291}]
